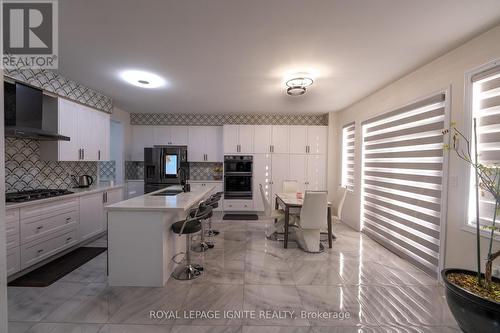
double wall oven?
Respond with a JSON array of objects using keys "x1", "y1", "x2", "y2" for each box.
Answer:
[{"x1": 224, "y1": 155, "x2": 253, "y2": 199}]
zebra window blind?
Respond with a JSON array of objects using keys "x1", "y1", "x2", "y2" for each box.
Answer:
[
  {"x1": 361, "y1": 94, "x2": 447, "y2": 278},
  {"x1": 342, "y1": 123, "x2": 355, "y2": 191},
  {"x1": 470, "y1": 65, "x2": 500, "y2": 232}
]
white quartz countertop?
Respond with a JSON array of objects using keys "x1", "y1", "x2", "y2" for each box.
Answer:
[
  {"x1": 105, "y1": 184, "x2": 216, "y2": 212},
  {"x1": 6, "y1": 183, "x2": 125, "y2": 210}
]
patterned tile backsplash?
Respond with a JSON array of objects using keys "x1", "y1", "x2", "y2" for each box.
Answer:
[
  {"x1": 124, "y1": 161, "x2": 222, "y2": 181},
  {"x1": 99, "y1": 161, "x2": 116, "y2": 181},
  {"x1": 3, "y1": 68, "x2": 113, "y2": 113},
  {"x1": 130, "y1": 113, "x2": 328, "y2": 126},
  {"x1": 5, "y1": 137, "x2": 98, "y2": 192},
  {"x1": 189, "y1": 162, "x2": 223, "y2": 181}
]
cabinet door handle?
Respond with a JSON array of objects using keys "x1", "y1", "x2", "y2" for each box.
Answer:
[
  {"x1": 98, "y1": 150, "x2": 101, "y2": 160},
  {"x1": 82, "y1": 148, "x2": 85, "y2": 160},
  {"x1": 103, "y1": 192, "x2": 106, "y2": 203},
  {"x1": 37, "y1": 249, "x2": 44, "y2": 255},
  {"x1": 66, "y1": 237, "x2": 72, "y2": 243},
  {"x1": 66, "y1": 217, "x2": 72, "y2": 223}
]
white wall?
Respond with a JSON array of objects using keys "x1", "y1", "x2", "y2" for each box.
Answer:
[
  {"x1": 329, "y1": 23, "x2": 500, "y2": 270},
  {"x1": 0, "y1": 69, "x2": 8, "y2": 332},
  {"x1": 111, "y1": 107, "x2": 132, "y2": 161}
]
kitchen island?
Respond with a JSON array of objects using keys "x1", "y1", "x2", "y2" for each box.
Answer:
[{"x1": 105, "y1": 185, "x2": 216, "y2": 287}]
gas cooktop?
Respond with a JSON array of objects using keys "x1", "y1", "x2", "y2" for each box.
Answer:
[{"x1": 6, "y1": 189, "x2": 74, "y2": 203}]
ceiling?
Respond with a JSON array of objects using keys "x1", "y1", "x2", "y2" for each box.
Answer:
[{"x1": 59, "y1": 0, "x2": 500, "y2": 114}]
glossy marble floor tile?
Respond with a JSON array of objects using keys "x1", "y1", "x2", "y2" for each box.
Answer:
[{"x1": 7, "y1": 219, "x2": 458, "y2": 332}]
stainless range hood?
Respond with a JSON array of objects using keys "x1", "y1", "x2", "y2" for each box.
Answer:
[{"x1": 4, "y1": 81, "x2": 70, "y2": 141}]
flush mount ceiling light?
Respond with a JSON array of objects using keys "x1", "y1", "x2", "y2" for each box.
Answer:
[
  {"x1": 285, "y1": 76, "x2": 313, "y2": 96},
  {"x1": 120, "y1": 70, "x2": 167, "y2": 88}
]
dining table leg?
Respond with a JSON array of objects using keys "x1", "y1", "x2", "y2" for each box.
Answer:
[
  {"x1": 284, "y1": 205, "x2": 289, "y2": 249},
  {"x1": 327, "y1": 206, "x2": 333, "y2": 248}
]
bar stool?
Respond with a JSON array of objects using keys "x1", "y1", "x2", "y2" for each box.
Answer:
[
  {"x1": 171, "y1": 205, "x2": 212, "y2": 280},
  {"x1": 191, "y1": 202, "x2": 215, "y2": 252},
  {"x1": 205, "y1": 192, "x2": 222, "y2": 237}
]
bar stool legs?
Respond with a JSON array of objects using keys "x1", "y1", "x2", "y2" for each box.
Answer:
[
  {"x1": 191, "y1": 218, "x2": 213, "y2": 252},
  {"x1": 172, "y1": 234, "x2": 203, "y2": 280}
]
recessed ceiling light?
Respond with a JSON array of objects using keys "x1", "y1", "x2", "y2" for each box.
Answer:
[{"x1": 120, "y1": 70, "x2": 166, "y2": 88}]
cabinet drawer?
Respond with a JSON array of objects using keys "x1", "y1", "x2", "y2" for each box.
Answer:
[
  {"x1": 20, "y1": 197, "x2": 79, "y2": 220},
  {"x1": 21, "y1": 229, "x2": 78, "y2": 269},
  {"x1": 21, "y1": 209, "x2": 78, "y2": 245},
  {"x1": 6, "y1": 208, "x2": 20, "y2": 224},
  {"x1": 6, "y1": 233, "x2": 20, "y2": 250},
  {"x1": 7, "y1": 247, "x2": 20, "y2": 276},
  {"x1": 223, "y1": 200, "x2": 254, "y2": 211}
]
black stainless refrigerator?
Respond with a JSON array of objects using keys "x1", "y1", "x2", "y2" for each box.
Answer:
[{"x1": 144, "y1": 146, "x2": 190, "y2": 193}]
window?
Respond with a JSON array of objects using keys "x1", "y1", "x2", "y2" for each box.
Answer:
[
  {"x1": 361, "y1": 93, "x2": 447, "y2": 278},
  {"x1": 341, "y1": 122, "x2": 355, "y2": 191},
  {"x1": 469, "y1": 63, "x2": 500, "y2": 232}
]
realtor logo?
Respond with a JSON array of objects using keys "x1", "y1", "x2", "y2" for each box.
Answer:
[{"x1": 2, "y1": 0, "x2": 58, "y2": 69}]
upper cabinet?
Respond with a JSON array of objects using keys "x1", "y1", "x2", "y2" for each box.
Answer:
[
  {"x1": 153, "y1": 126, "x2": 188, "y2": 146},
  {"x1": 40, "y1": 98, "x2": 110, "y2": 161},
  {"x1": 131, "y1": 125, "x2": 189, "y2": 161},
  {"x1": 131, "y1": 125, "x2": 154, "y2": 161},
  {"x1": 188, "y1": 126, "x2": 223, "y2": 162},
  {"x1": 289, "y1": 125, "x2": 327, "y2": 155},
  {"x1": 223, "y1": 125, "x2": 254, "y2": 154},
  {"x1": 254, "y1": 125, "x2": 290, "y2": 154}
]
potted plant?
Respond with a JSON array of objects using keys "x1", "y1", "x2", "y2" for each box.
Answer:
[
  {"x1": 213, "y1": 165, "x2": 223, "y2": 181},
  {"x1": 442, "y1": 120, "x2": 500, "y2": 333}
]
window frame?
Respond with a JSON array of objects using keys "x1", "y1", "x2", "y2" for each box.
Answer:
[
  {"x1": 464, "y1": 58, "x2": 500, "y2": 240},
  {"x1": 341, "y1": 122, "x2": 355, "y2": 192}
]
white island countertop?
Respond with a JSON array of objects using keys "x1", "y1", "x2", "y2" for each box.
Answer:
[{"x1": 105, "y1": 184, "x2": 216, "y2": 212}]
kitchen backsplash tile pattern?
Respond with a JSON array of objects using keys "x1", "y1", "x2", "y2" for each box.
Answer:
[
  {"x1": 189, "y1": 162, "x2": 223, "y2": 181},
  {"x1": 124, "y1": 161, "x2": 222, "y2": 181},
  {"x1": 99, "y1": 161, "x2": 116, "y2": 181},
  {"x1": 130, "y1": 113, "x2": 328, "y2": 126},
  {"x1": 125, "y1": 161, "x2": 144, "y2": 180},
  {"x1": 5, "y1": 137, "x2": 98, "y2": 192},
  {"x1": 3, "y1": 68, "x2": 113, "y2": 113}
]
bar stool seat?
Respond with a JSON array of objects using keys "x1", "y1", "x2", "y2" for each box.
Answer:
[{"x1": 172, "y1": 220, "x2": 202, "y2": 234}]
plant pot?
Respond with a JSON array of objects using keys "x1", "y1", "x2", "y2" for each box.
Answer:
[{"x1": 442, "y1": 268, "x2": 500, "y2": 333}]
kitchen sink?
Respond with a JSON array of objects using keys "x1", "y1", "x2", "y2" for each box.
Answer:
[{"x1": 152, "y1": 190, "x2": 183, "y2": 196}]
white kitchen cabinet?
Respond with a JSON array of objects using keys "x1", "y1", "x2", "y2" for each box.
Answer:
[
  {"x1": 40, "y1": 98, "x2": 111, "y2": 161},
  {"x1": 79, "y1": 192, "x2": 105, "y2": 241},
  {"x1": 223, "y1": 125, "x2": 254, "y2": 154},
  {"x1": 126, "y1": 180, "x2": 144, "y2": 198},
  {"x1": 106, "y1": 188, "x2": 123, "y2": 205},
  {"x1": 131, "y1": 125, "x2": 154, "y2": 161},
  {"x1": 7, "y1": 248, "x2": 20, "y2": 276},
  {"x1": 188, "y1": 126, "x2": 223, "y2": 162},
  {"x1": 289, "y1": 154, "x2": 308, "y2": 193},
  {"x1": 6, "y1": 208, "x2": 20, "y2": 275},
  {"x1": 252, "y1": 153, "x2": 272, "y2": 211},
  {"x1": 154, "y1": 126, "x2": 188, "y2": 146},
  {"x1": 252, "y1": 153, "x2": 290, "y2": 211},
  {"x1": 254, "y1": 125, "x2": 272, "y2": 153},
  {"x1": 272, "y1": 126, "x2": 290, "y2": 153},
  {"x1": 307, "y1": 154, "x2": 327, "y2": 190},
  {"x1": 307, "y1": 126, "x2": 328, "y2": 155},
  {"x1": 289, "y1": 125, "x2": 328, "y2": 155},
  {"x1": 289, "y1": 154, "x2": 327, "y2": 192}
]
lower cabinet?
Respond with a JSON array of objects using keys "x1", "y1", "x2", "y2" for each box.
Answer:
[
  {"x1": 224, "y1": 199, "x2": 254, "y2": 211},
  {"x1": 188, "y1": 181, "x2": 223, "y2": 210},
  {"x1": 21, "y1": 229, "x2": 78, "y2": 269},
  {"x1": 79, "y1": 192, "x2": 105, "y2": 241}
]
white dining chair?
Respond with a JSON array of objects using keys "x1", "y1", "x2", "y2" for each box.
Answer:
[
  {"x1": 332, "y1": 187, "x2": 348, "y2": 224},
  {"x1": 259, "y1": 184, "x2": 286, "y2": 237},
  {"x1": 283, "y1": 180, "x2": 299, "y2": 193},
  {"x1": 294, "y1": 191, "x2": 328, "y2": 252}
]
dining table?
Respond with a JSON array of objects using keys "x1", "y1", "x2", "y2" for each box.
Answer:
[{"x1": 274, "y1": 192, "x2": 333, "y2": 249}]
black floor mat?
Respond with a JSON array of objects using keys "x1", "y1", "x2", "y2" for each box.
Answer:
[
  {"x1": 223, "y1": 213, "x2": 259, "y2": 220},
  {"x1": 8, "y1": 247, "x2": 106, "y2": 287}
]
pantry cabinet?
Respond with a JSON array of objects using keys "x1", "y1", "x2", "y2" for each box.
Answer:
[
  {"x1": 40, "y1": 98, "x2": 110, "y2": 161},
  {"x1": 252, "y1": 153, "x2": 290, "y2": 211},
  {"x1": 289, "y1": 125, "x2": 328, "y2": 155},
  {"x1": 131, "y1": 125, "x2": 154, "y2": 161},
  {"x1": 289, "y1": 154, "x2": 327, "y2": 192},
  {"x1": 253, "y1": 125, "x2": 290, "y2": 154},
  {"x1": 188, "y1": 126, "x2": 223, "y2": 162},
  {"x1": 223, "y1": 125, "x2": 254, "y2": 154}
]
